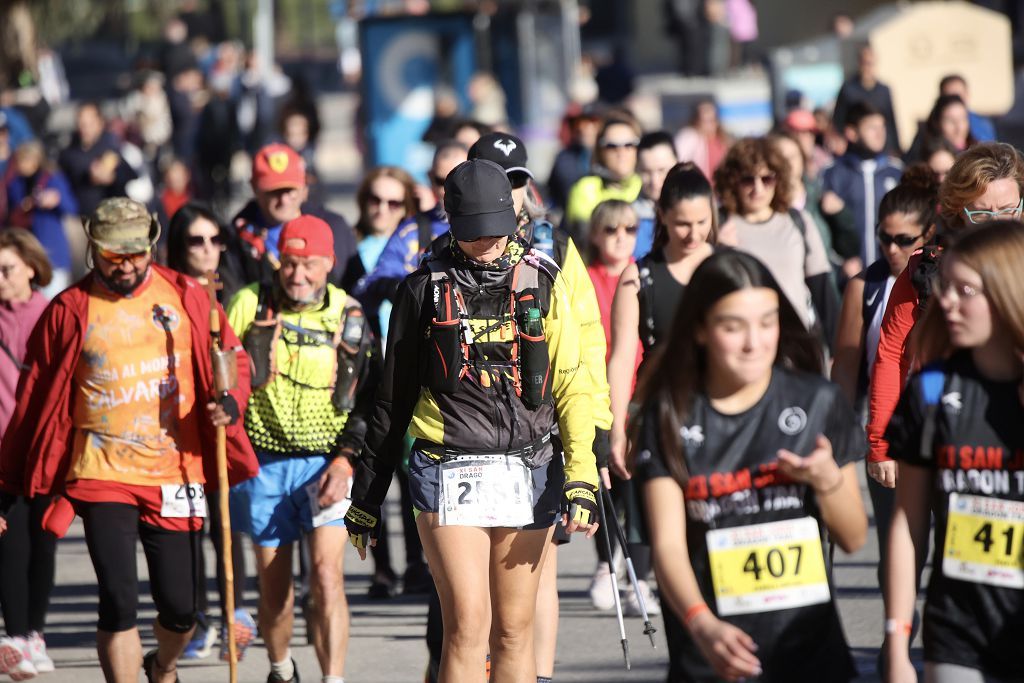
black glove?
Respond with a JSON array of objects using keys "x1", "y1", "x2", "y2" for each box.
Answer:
[
  {"x1": 563, "y1": 481, "x2": 599, "y2": 527},
  {"x1": 593, "y1": 428, "x2": 611, "y2": 470},
  {"x1": 218, "y1": 394, "x2": 240, "y2": 425},
  {"x1": 344, "y1": 501, "x2": 382, "y2": 550}
]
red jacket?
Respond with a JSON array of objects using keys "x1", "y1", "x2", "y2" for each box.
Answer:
[{"x1": 0, "y1": 265, "x2": 259, "y2": 496}]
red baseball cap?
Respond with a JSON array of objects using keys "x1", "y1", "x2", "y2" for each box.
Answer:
[
  {"x1": 278, "y1": 215, "x2": 334, "y2": 261},
  {"x1": 784, "y1": 109, "x2": 819, "y2": 133},
  {"x1": 252, "y1": 143, "x2": 306, "y2": 192}
]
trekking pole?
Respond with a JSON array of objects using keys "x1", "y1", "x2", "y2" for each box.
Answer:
[
  {"x1": 600, "y1": 483, "x2": 658, "y2": 648},
  {"x1": 596, "y1": 486, "x2": 630, "y2": 669},
  {"x1": 204, "y1": 273, "x2": 238, "y2": 683}
]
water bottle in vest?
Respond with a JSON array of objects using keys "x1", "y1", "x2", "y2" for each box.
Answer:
[
  {"x1": 518, "y1": 305, "x2": 551, "y2": 410},
  {"x1": 333, "y1": 308, "x2": 366, "y2": 412}
]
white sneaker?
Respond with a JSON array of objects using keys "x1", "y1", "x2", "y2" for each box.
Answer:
[
  {"x1": 25, "y1": 633, "x2": 53, "y2": 674},
  {"x1": 0, "y1": 636, "x2": 37, "y2": 680},
  {"x1": 623, "y1": 580, "x2": 661, "y2": 617},
  {"x1": 588, "y1": 562, "x2": 619, "y2": 611}
]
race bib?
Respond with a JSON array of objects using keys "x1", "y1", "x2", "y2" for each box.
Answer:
[
  {"x1": 706, "y1": 517, "x2": 830, "y2": 616},
  {"x1": 943, "y1": 492, "x2": 1024, "y2": 589},
  {"x1": 439, "y1": 455, "x2": 534, "y2": 528},
  {"x1": 305, "y1": 477, "x2": 353, "y2": 528},
  {"x1": 160, "y1": 483, "x2": 207, "y2": 518}
]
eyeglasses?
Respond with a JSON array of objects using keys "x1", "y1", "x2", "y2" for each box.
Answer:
[
  {"x1": 185, "y1": 234, "x2": 225, "y2": 249},
  {"x1": 740, "y1": 173, "x2": 777, "y2": 189},
  {"x1": 96, "y1": 248, "x2": 151, "y2": 266},
  {"x1": 877, "y1": 230, "x2": 926, "y2": 248},
  {"x1": 368, "y1": 194, "x2": 405, "y2": 211},
  {"x1": 602, "y1": 224, "x2": 639, "y2": 236},
  {"x1": 929, "y1": 274, "x2": 984, "y2": 301},
  {"x1": 963, "y1": 198, "x2": 1023, "y2": 224},
  {"x1": 600, "y1": 140, "x2": 639, "y2": 150}
]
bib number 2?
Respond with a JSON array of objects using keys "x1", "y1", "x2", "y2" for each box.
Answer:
[
  {"x1": 706, "y1": 517, "x2": 830, "y2": 616},
  {"x1": 160, "y1": 483, "x2": 207, "y2": 518}
]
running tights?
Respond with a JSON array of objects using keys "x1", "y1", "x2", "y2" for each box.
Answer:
[
  {"x1": 78, "y1": 501, "x2": 200, "y2": 633},
  {"x1": 0, "y1": 495, "x2": 57, "y2": 637}
]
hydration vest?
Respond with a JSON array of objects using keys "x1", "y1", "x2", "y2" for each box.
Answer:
[{"x1": 423, "y1": 249, "x2": 557, "y2": 411}]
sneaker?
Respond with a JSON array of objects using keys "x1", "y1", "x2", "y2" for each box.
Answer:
[
  {"x1": 266, "y1": 658, "x2": 300, "y2": 683},
  {"x1": 588, "y1": 562, "x2": 619, "y2": 611},
  {"x1": 402, "y1": 561, "x2": 434, "y2": 595},
  {"x1": 0, "y1": 636, "x2": 37, "y2": 681},
  {"x1": 25, "y1": 633, "x2": 53, "y2": 673},
  {"x1": 623, "y1": 579, "x2": 661, "y2": 617},
  {"x1": 219, "y1": 609, "x2": 257, "y2": 662},
  {"x1": 181, "y1": 614, "x2": 217, "y2": 660}
]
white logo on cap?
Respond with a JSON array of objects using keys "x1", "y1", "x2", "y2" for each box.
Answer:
[{"x1": 494, "y1": 139, "x2": 517, "y2": 157}]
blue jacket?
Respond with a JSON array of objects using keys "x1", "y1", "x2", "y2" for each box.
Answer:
[
  {"x1": 821, "y1": 152, "x2": 903, "y2": 265},
  {"x1": 6, "y1": 170, "x2": 78, "y2": 270},
  {"x1": 354, "y1": 205, "x2": 448, "y2": 316}
]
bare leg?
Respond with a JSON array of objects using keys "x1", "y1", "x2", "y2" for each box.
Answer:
[
  {"x1": 96, "y1": 628, "x2": 142, "y2": 683},
  {"x1": 417, "y1": 513, "x2": 493, "y2": 683},
  {"x1": 151, "y1": 621, "x2": 194, "y2": 683},
  {"x1": 308, "y1": 526, "x2": 349, "y2": 677},
  {"x1": 254, "y1": 543, "x2": 295, "y2": 664},
  {"x1": 534, "y1": 539, "x2": 560, "y2": 678},
  {"x1": 489, "y1": 526, "x2": 553, "y2": 683}
]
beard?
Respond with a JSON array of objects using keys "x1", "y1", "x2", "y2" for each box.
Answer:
[{"x1": 97, "y1": 264, "x2": 149, "y2": 296}]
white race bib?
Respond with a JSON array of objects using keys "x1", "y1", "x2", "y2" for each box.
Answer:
[
  {"x1": 943, "y1": 492, "x2": 1024, "y2": 589},
  {"x1": 706, "y1": 517, "x2": 830, "y2": 616},
  {"x1": 305, "y1": 478, "x2": 353, "y2": 528},
  {"x1": 439, "y1": 455, "x2": 534, "y2": 527},
  {"x1": 160, "y1": 483, "x2": 207, "y2": 518}
]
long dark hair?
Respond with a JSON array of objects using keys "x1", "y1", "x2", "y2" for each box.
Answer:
[
  {"x1": 166, "y1": 201, "x2": 224, "y2": 275},
  {"x1": 651, "y1": 161, "x2": 719, "y2": 253},
  {"x1": 630, "y1": 250, "x2": 823, "y2": 486}
]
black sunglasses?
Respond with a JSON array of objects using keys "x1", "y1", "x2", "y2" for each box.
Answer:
[
  {"x1": 602, "y1": 224, "x2": 638, "y2": 236},
  {"x1": 186, "y1": 234, "x2": 224, "y2": 249},
  {"x1": 368, "y1": 193, "x2": 405, "y2": 211},
  {"x1": 877, "y1": 230, "x2": 926, "y2": 248},
  {"x1": 740, "y1": 173, "x2": 777, "y2": 188},
  {"x1": 600, "y1": 141, "x2": 638, "y2": 150}
]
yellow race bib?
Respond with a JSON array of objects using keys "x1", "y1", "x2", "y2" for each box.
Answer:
[
  {"x1": 706, "y1": 517, "x2": 830, "y2": 616},
  {"x1": 943, "y1": 493, "x2": 1024, "y2": 589}
]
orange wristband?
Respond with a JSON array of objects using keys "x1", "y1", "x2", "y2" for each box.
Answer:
[{"x1": 684, "y1": 602, "x2": 710, "y2": 627}]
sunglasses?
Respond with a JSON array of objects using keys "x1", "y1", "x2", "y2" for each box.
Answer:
[
  {"x1": 97, "y1": 248, "x2": 151, "y2": 266},
  {"x1": 600, "y1": 141, "x2": 639, "y2": 150},
  {"x1": 877, "y1": 230, "x2": 925, "y2": 248},
  {"x1": 602, "y1": 224, "x2": 638, "y2": 236},
  {"x1": 368, "y1": 194, "x2": 405, "y2": 211},
  {"x1": 186, "y1": 234, "x2": 225, "y2": 249},
  {"x1": 740, "y1": 173, "x2": 777, "y2": 188}
]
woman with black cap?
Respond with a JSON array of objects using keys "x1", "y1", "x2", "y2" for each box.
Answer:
[{"x1": 345, "y1": 158, "x2": 600, "y2": 682}]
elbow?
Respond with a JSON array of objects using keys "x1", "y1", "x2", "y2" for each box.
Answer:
[{"x1": 835, "y1": 519, "x2": 868, "y2": 554}]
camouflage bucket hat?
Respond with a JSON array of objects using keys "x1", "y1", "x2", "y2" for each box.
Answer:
[{"x1": 84, "y1": 197, "x2": 161, "y2": 254}]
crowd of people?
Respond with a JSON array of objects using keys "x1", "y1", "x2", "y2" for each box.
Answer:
[{"x1": 0, "y1": 5, "x2": 1021, "y2": 682}]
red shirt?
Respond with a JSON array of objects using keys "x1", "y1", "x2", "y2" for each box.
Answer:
[{"x1": 587, "y1": 261, "x2": 643, "y2": 372}]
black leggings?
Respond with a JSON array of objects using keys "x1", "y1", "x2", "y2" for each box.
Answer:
[
  {"x1": 78, "y1": 501, "x2": 200, "y2": 634},
  {"x1": 0, "y1": 495, "x2": 57, "y2": 637}
]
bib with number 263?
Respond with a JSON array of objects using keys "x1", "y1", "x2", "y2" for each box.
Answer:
[
  {"x1": 943, "y1": 492, "x2": 1024, "y2": 589},
  {"x1": 706, "y1": 516, "x2": 830, "y2": 616},
  {"x1": 160, "y1": 483, "x2": 207, "y2": 518},
  {"x1": 439, "y1": 455, "x2": 534, "y2": 528}
]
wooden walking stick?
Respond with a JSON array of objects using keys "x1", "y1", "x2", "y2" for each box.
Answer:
[{"x1": 204, "y1": 272, "x2": 239, "y2": 683}]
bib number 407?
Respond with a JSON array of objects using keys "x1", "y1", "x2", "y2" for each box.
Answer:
[{"x1": 742, "y1": 545, "x2": 803, "y2": 581}]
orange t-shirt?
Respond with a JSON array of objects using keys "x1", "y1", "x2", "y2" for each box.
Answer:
[{"x1": 69, "y1": 271, "x2": 204, "y2": 487}]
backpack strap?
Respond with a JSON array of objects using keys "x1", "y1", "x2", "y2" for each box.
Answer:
[
  {"x1": 416, "y1": 213, "x2": 434, "y2": 252},
  {"x1": 787, "y1": 208, "x2": 811, "y2": 260}
]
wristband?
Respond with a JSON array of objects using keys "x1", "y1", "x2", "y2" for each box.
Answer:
[
  {"x1": 683, "y1": 602, "x2": 710, "y2": 627},
  {"x1": 884, "y1": 619, "x2": 912, "y2": 636}
]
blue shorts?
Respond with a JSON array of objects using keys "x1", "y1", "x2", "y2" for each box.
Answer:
[{"x1": 231, "y1": 453, "x2": 344, "y2": 547}]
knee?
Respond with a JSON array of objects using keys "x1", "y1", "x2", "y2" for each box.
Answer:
[
  {"x1": 259, "y1": 579, "x2": 294, "y2": 616},
  {"x1": 97, "y1": 587, "x2": 138, "y2": 633},
  {"x1": 157, "y1": 609, "x2": 197, "y2": 634},
  {"x1": 444, "y1": 603, "x2": 489, "y2": 652},
  {"x1": 489, "y1": 624, "x2": 533, "y2": 654}
]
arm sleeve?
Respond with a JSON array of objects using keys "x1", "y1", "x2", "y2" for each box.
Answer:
[
  {"x1": 866, "y1": 266, "x2": 920, "y2": 463},
  {"x1": 350, "y1": 277, "x2": 427, "y2": 506},
  {"x1": 561, "y1": 240, "x2": 613, "y2": 430},
  {"x1": 546, "y1": 272, "x2": 598, "y2": 489}
]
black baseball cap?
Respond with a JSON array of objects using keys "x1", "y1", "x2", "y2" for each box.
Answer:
[
  {"x1": 468, "y1": 132, "x2": 534, "y2": 188},
  {"x1": 443, "y1": 159, "x2": 517, "y2": 241}
]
